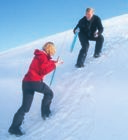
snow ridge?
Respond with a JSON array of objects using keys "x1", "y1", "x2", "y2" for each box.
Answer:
[{"x1": 0, "y1": 14, "x2": 128, "y2": 140}]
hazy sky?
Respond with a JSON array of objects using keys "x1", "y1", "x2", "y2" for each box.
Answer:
[{"x1": 0, "y1": 0, "x2": 128, "y2": 51}]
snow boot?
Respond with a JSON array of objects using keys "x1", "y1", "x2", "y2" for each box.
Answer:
[
  {"x1": 8, "y1": 126, "x2": 24, "y2": 136},
  {"x1": 75, "y1": 64, "x2": 84, "y2": 68},
  {"x1": 93, "y1": 53, "x2": 101, "y2": 58},
  {"x1": 45, "y1": 106, "x2": 51, "y2": 117},
  {"x1": 41, "y1": 105, "x2": 51, "y2": 120},
  {"x1": 76, "y1": 50, "x2": 87, "y2": 68}
]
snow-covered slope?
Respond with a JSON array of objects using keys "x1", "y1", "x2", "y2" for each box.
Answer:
[{"x1": 0, "y1": 14, "x2": 128, "y2": 140}]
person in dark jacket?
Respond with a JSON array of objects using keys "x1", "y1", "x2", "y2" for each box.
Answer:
[
  {"x1": 74, "y1": 8, "x2": 104, "y2": 68},
  {"x1": 8, "y1": 42, "x2": 63, "y2": 136}
]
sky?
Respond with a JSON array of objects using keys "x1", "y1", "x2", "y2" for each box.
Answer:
[{"x1": 0, "y1": 0, "x2": 128, "y2": 51}]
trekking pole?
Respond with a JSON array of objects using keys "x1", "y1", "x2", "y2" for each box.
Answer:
[
  {"x1": 49, "y1": 56, "x2": 60, "y2": 86},
  {"x1": 70, "y1": 28, "x2": 80, "y2": 53},
  {"x1": 49, "y1": 31, "x2": 67, "y2": 86}
]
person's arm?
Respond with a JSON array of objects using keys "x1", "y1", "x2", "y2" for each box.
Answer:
[
  {"x1": 73, "y1": 23, "x2": 79, "y2": 34},
  {"x1": 97, "y1": 17, "x2": 104, "y2": 35},
  {"x1": 40, "y1": 59, "x2": 63, "y2": 76},
  {"x1": 40, "y1": 60, "x2": 56, "y2": 76},
  {"x1": 73, "y1": 18, "x2": 83, "y2": 34}
]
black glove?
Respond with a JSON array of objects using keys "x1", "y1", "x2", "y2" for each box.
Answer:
[
  {"x1": 73, "y1": 28, "x2": 76, "y2": 34},
  {"x1": 73, "y1": 28, "x2": 80, "y2": 34}
]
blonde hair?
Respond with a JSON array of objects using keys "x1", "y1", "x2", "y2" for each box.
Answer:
[{"x1": 43, "y1": 42, "x2": 56, "y2": 56}]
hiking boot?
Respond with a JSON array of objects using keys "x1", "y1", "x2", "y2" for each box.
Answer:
[
  {"x1": 45, "y1": 108, "x2": 51, "y2": 117},
  {"x1": 93, "y1": 53, "x2": 100, "y2": 58},
  {"x1": 75, "y1": 64, "x2": 84, "y2": 68},
  {"x1": 8, "y1": 126, "x2": 24, "y2": 136},
  {"x1": 41, "y1": 107, "x2": 51, "y2": 120}
]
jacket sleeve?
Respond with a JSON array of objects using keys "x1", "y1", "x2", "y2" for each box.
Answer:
[
  {"x1": 73, "y1": 24, "x2": 79, "y2": 33},
  {"x1": 73, "y1": 17, "x2": 88, "y2": 33},
  {"x1": 97, "y1": 17, "x2": 104, "y2": 35},
  {"x1": 73, "y1": 18, "x2": 82, "y2": 33},
  {"x1": 40, "y1": 60, "x2": 56, "y2": 76}
]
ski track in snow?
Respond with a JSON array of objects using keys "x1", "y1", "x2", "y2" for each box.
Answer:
[{"x1": 0, "y1": 14, "x2": 128, "y2": 140}]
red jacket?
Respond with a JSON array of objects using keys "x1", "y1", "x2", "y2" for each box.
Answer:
[{"x1": 23, "y1": 49, "x2": 56, "y2": 81}]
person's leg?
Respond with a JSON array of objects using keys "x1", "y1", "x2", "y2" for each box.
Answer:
[
  {"x1": 40, "y1": 83, "x2": 53, "y2": 119},
  {"x1": 30, "y1": 81, "x2": 53, "y2": 119},
  {"x1": 94, "y1": 35, "x2": 104, "y2": 57},
  {"x1": 76, "y1": 33, "x2": 89, "y2": 67},
  {"x1": 8, "y1": 82, "x2": 34, "y2": 136}
]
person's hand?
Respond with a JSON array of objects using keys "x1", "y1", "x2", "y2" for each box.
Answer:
[
  {"x1": 73, "y1": 29, "x2": 76, "y2": 34},
  {"x1": 94, "y1": 32, "x2": 99, "y2": 38},
  {"x1": 73, "y1": 28, "x2": 80, "y2": 34},
  {"x1": 55, "y1": 59, "x2": 64, "y2": 67}
]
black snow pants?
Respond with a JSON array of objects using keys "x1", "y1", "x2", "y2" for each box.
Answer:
[
  {"x1": 9, "y1": 81, "x2": 53, "y2": 129},
  {"x1": 76, "y1": 32, "x2": 104, "y2": 66}
]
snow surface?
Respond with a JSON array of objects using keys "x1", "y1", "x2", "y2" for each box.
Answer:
[{"x1": 0, "y1": 14, "x2": 128, "y2": 140}]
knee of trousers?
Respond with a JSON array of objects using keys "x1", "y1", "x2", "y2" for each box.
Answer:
[
  {"x1": 97, "y1": 35, "x2": 104, "y2": 42},
  {"x1": 45, "y1": 90, "x2": 54, "y2": 100}
]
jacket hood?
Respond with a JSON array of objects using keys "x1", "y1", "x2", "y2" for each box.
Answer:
[
  {"x1": 34, "y1": 49, "x2": 44, "y2": 56},
  {"x1": 34, "y1": 49, "x2": 51, "y2": 59}
]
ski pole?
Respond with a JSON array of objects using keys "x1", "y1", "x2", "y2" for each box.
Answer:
[
  {"x1": 70, "y1": 28, "x2": 80, "y2": 53},
  {"x1": 49, "y1": 56, "x2": 60, "y2": 86}
]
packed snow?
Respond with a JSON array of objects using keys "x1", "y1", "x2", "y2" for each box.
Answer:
[{"x1": 0, "y1": 14, "x2": 128, "y2": 140}]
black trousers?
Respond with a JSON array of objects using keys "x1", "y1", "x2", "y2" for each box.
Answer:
[
  {"x1": 76, "y1": 32, "x2": 104, "y2": 66},
  {"x1": 10, "y1": 81, "x2": 53, "y2": 128}
]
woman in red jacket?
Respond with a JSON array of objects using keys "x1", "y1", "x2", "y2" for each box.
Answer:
[{"x1": 8, "y1": 42, "x2": 63, "y2": 136}]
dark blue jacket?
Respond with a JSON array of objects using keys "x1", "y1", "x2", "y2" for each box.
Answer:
[{"x1": 74, "y1": 15, "x2": 104, "y2": 37}]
